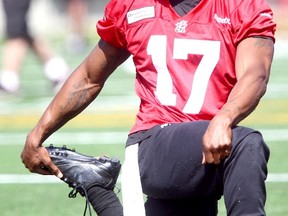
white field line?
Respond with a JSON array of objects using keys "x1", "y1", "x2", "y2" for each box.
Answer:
[
  {"x1": 0, "y1": 173, "x2": 287, "y2": 184},
  {"x1": 0, "y1": 131, "x2": 128, "y2": 145},
  {"x1": 0, "y1": 128, "x2": 288, "y2": 146}
]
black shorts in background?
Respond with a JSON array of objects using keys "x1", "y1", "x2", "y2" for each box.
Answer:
[{"x1": 2, "y1": 0, "x2": 33, "y2": 42}]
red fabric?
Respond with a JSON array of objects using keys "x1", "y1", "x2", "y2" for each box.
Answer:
[{"x1": 97, "y1": 0, "x2": 276, "y2": 134}]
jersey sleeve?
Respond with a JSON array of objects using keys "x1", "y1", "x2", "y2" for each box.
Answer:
[
  {"x1": 231, "y1": 0, "x2": 276, "y2": 45},
  {"x1": 96, "y1": 0, "x2": 127, "y2": 48}
]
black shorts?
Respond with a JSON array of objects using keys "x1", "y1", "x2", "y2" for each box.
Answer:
[
  {"x1": 2, "y1": 0, "x2": 33, "y2": 42},
  {"x1": 127, "y1": 121, "x2": 269, "y2": 216},
  {"x1": 127, "y1": 121, "x2": 223, "y2": 199},
  {"x1": 126, "y1": 121, "x2": 269, "y2": 215}
]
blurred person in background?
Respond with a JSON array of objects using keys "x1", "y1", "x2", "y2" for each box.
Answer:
[
  {"x1": 55, "y1": 0, "x2": 89, "y2": 54},
  {"x1": 0, "y1": 0, "x2": 69, "y2": 95},
  {"x1": 66, "y1": 0, "x2": 89, "y2": 53}
]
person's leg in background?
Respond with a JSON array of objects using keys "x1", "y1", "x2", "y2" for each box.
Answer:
[
  {"x1": 65, "y1": 0, "x2": 88, "y2": 53},
  {"x1": 31, "y1": 39, "x2": 69, "y2": 91},
  {"x1": 0, "y1": 0, "x2": 69, "y2": 94},
  {"x1": 0, "y1": 0, "x2": 31, "y2": 93}
]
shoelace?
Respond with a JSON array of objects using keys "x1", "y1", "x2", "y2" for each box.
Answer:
[
  {"x1": 68, "y1": 185, "x2": 121, "y2": 216},
  {"x1": 69, "y1": 186, "x2": 92, "y2": 216}
]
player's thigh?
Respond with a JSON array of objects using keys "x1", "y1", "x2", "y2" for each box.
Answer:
[
  {"x1": 231, "y1": 126, "x2": 269, "y2": 160},
  {"x1": 138, "y1": 121, "x2": 219, "y2": 199}
]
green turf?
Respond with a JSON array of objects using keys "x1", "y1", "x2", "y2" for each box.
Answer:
[{"x1": 0, "y1": 184, "x2": 95, "y2": 216}]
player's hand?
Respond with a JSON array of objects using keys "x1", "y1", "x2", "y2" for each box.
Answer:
[
  {"x1": 202, "y1": 117, "x2": 232, "y2": 164},
  {"x1": 21, "y1": 135, "x2": 63, "y2": 178}
]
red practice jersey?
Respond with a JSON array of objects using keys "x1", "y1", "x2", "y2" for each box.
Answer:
[{"x1": 97, "y1": 0, "x2": 276, "y2": 134}]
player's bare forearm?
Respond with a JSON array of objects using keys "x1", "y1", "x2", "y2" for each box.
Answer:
[
  {"x1": 22, "y1": 40, "x2": 130, "y2": 175},
  {"x1": 214, "y1": 73, "x2": 267, "y2": 129},
  {"x1": 29, "y1": 40, "x2": 131, "y2": 145},
  {"x1": 29, "y1": 62, "x2": 102, "y2": 145},
  {"x1": 202, "y1": 37, "x2": 274, "y2": 164},
  {"x1": 215, "y1": 37, "x2": 274, "y2": 127}
]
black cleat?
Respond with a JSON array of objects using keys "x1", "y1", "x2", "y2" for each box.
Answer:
[{"x1": 46, "y1": 144, "x2": 121, "y2": 196}]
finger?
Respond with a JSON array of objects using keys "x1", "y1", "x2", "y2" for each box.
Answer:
[
  {"x1": 219, "y1": 149, "x2": 231, "y2": 160},
  {"x1": 224, "y1": 149, "x2": 231, "y2": 156},
  {"x1": 202, "y1": 151, "x2": 214, "y2": 164},
  {"x1": 38, "y1": 163, "x2": 63, "y2": 178},
  {"x1": 202, "y1": 152, "x2": 206, "y2": 164},
  {"x1": 33, "y1": 166, "x2": 53, "y2": 175},
  {"x1": 220, "y1": 153, "x2": 227, "y2": 160},
  {"x1": 43, "y1": 159, "x2": 63, "y2": 179},
  {"x1": 20, "y1": 150, "x2": 29, "y2": 165},
  {"x1": 38, "y1": 147, "x2": 63, "y2": 178},
  {"x1": 26, "y1": 162, "x2": 51, "y2": 175},
  {"x1": 212, "y1": 151, "x2": 221, "y2": 164},
  {"x1": 20, "y1": 151, "x2": 24, "y2": 161}
]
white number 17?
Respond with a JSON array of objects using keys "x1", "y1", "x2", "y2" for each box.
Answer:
[{"x1": 147, "y1": 35, "x2": 220, "y2": 114}]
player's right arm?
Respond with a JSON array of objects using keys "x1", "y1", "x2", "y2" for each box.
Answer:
[{"x1": 21, "y1": 39, "x2": 130, "y2": 177}]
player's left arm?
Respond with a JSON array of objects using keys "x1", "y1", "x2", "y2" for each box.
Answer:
[
  {"x1": 221, "y1": 36, "x2": 274, "y2": 126},
  {"x1": 202, "y1": 36, "x2": 274, "y2": 164}
]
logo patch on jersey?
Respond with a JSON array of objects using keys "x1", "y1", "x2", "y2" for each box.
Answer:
[
  {"x1": 260, "y1": 13, "x2": 272, "y2": 19},
  {"x1": 127, "y1": 6, "x2": 155, "y2": 24},
  {"x1": 214, "y1": 14, "x2": 231, "y2": 25},
  {"x1": 175, "y1": 20, "x2": 188, "y2": 33}
]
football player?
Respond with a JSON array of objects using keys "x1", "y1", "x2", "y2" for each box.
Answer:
[{"x1": 21, "y1": 0, "x2": 276, "y2": 215}]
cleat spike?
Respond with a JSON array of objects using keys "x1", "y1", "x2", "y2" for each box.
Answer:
[{"x1": 55, "y1": 148, "x2": 60, "y2": 155}]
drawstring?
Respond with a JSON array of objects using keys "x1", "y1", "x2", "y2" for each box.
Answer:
[{"x1": 68, "y1": 185, "x2": 121, "y2": 216}]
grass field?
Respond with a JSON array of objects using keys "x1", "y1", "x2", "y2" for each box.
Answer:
[{"x1": 0, "y1": 36, "x2": 288, "y2": 216}]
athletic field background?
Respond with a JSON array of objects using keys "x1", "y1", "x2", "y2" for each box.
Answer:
[
  {"x1": 1, "y1": 5, "x2": 288, "y2": 216},
  {"x1": 0, "y1": 39, "x2": 287, "y2": 216}
]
